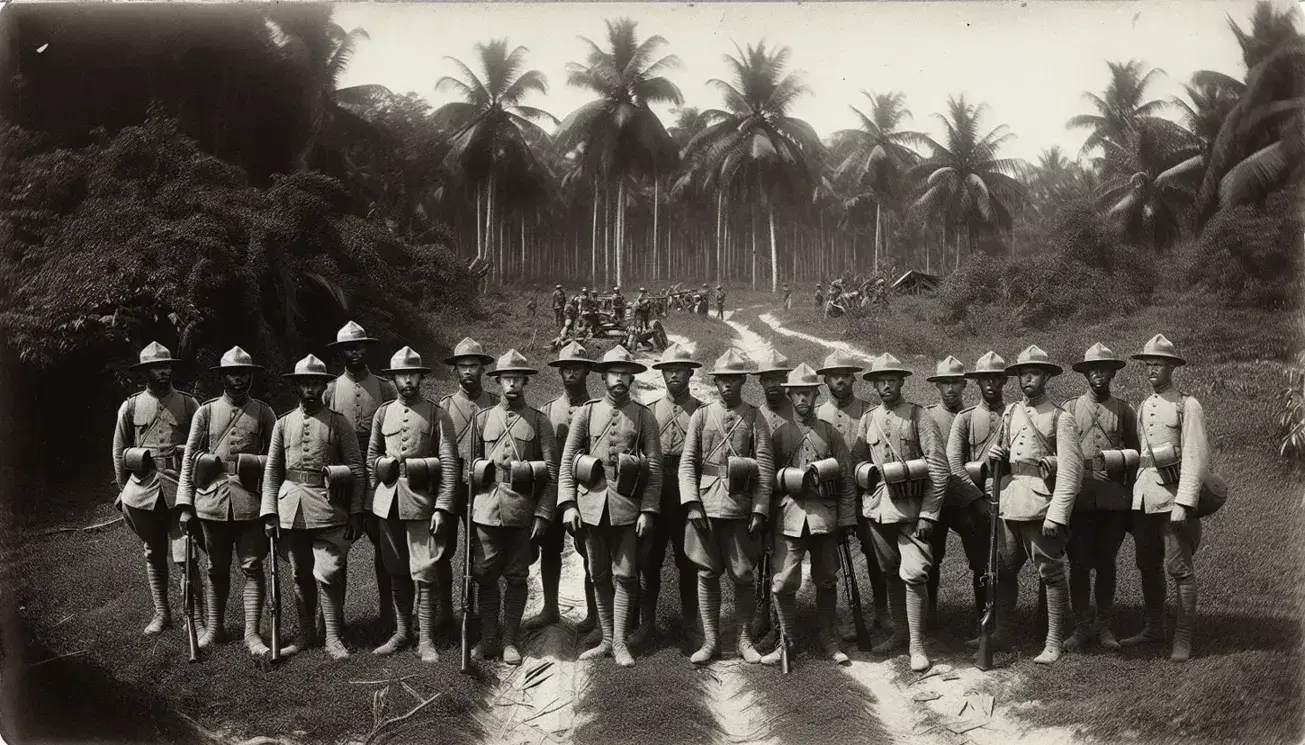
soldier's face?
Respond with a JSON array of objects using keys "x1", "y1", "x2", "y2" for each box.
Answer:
[
  {"x1": 559, "y1": 364, "x2": 590, "y2": 388},
  {"x1": 1018, "y1": 368, "x2": 1050, "y2": 397},
  {"x1": 824, "y1": 372, "x2": 856, "y2": 399},
  {"x1": 223, "y1": 372, "x2": 252, "y2": 397},
  {"x1": 340, "y1": 344, "x2": 367, "y2": 369},
  {"x1": 1083, "y1": 365, "x2": 1116, "y2": 394},
  {"x1": 662, "y1": 366, "x2": 693, "y2": 396},
  {"x1": 499, "y1": 373, "x2": 528, "y2": 401},
  {"x1": 298, "y1": 380, "x2": 327, "y2": 403},
  {"x1": 394, "y1": 372, "x2": 422, "y2": 399},
  {"x1": 788, "y1": 388, "x2": 817, "y2": 416},
  {"x1": 605, "y1": 370, "x2": 634, "y2": 396},
  {"x1": 456, "y1": 361, "x2": 484, "y2": 387},
  {"x1": 934, "y1": 379, "x2": 966, "y2": 407},
  {"x1": 714, "y1": 375, "x2": 745, "y2": 406},
  {"x1": 976, "y1": 374, "x2": 1006, "y2": 402},
  {"x1": 759, "y1": 372, "x2": 787, "y2": 402},
  {"x1": 1144, "y1": 360, "x2": 1174, "y2": 388},
  {"x1": 145, "y1": 364, "x2": 172, "y2": 388},
  {"x1": 873, "y1": 375, "x2": 905, "y2": 405}
]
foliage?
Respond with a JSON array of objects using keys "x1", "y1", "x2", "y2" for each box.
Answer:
[
  {"x1": 1279, "y1": 351, "x2": 1305, "y2": 464},
  {"x1": 1181, "y1": 186, "x2": 1303, "y2": 307}
]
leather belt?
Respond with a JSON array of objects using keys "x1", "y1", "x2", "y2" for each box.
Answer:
[
  {"x1": 701, "y1": 463, "x2": 728, "y2": 478},
  {"x1": 285, "y1": 469, "x2": 325, "y2": 487},
  {"x1": 1009, "y1": 461, "x2": 1042, "y2": 478}
]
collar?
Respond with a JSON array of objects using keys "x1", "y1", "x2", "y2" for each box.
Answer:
[
  {"x1": 1024, "y1": 392, "x2": 1049, "y2": 407},
  {"x1": 666, "y1": 389, "x2": 694, "y2": 407},
  {"x1": 797, "y1": 411, "x2": 819, "y2": 425},
  {"x1": 942, "y1": 401, "x2": 963, "y2": 414},
  {"x1": 980, "y1": 398, "x2": 1004, "y2": 413},
  {"x1": 1088, "y1": 388, "x2": 1112, "y2": 404},
  {"x1": 1152, "y1": 382, "x2": 1174, "y2": 396},
  {"x1": 457, "y1": 385, "x2": 484, "y2": 402},
  {"x1": 145, "y1": 385, "x2": 174, "y2": 399},
  {"x1": 299, "y1": 401, "x2": 325, "y2": 416},
  {"x1": 563, "y1": 388, "x2": 589, "y2": 407},
  {"x1": 222, "y1": 392, "x2": 250, "y2": 407},
  {"x1": 398, "y1": 393, "x2": 423, "y2": 407},
  {"x1": 499, "y1": 398, "x2": 528, "y2": 412},
  {"x1": 344, "y1": 368, "x2": 371, "y2": 383},
  {"x1": 605, "y1": 392, "x2": 631, "y2": 407}
]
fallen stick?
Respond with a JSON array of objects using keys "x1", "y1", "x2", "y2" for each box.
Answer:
[
  {"x1": 28, "y1": 649, "x2": 86, "y2": 668},
  {"x1": 349, "y1": 674, "x2": 420, "y2": 685},
  {"x1": 363, "y1": 692, "x2": 447, "y2": 745},
  {"x1": 39, "y1": 516, "x2": 124, "y2": 536}
]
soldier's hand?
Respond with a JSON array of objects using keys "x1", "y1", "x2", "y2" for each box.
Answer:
[
  {"x1": 636, "y1": 512, "x2": 655, "y2": 539},
  {"x1": 177, "y1": 507, "x2": 195, "y2": 534},
  {"x1": 1170, "y1": 505, "x2": 1188, "y2": 524},
  {"x1": 563, "y1": 507, "x2": 582, "y2": 535},
  {"x1": 686, "y1": 504, "x2": 709, "y2": 533},
  {"x1": 263, "y1": 515, "x2": 279, "y2": 538},
  {"x1": 913, "y1": 517, "x2": 934, "y2": 540},
  {"x1": 531, "y1": 517, "x2": 548, "y2": 542},
  {"x1": 748, "y1": 513, "x2": 766, "y2": 535},
  {"x1": 431, "y1": 510, "x2": 448, "y2": 537},
  {"x1": 345, "y1": 514, "x2": 364, "y2": 541},
  {"x1": 988, "y1": 445, "x2": 1009, "y2": 463},
  {"x1": 844, "y1": 525, "x2": 859, "y2": 541},
  {"x1": 1041, "y1": 519, "x2": 1064, "y2": 539}
]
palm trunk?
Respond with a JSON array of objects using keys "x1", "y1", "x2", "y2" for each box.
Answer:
[
  {"x1": 874, "y1": 202, "x2": 881, "y2": 275},
  {"x1": 750, "y1": 205, "x2": 757, "y2": 291},
  {"x1": 591, "y1": 177, "x2": 599, "y2": 288},
  {"x1": 715, "y1": 190, "x2": 724, "y2": 286},
  {"x1": 476, "y1": 187, "x2": 483, "y2": 260},
  {"x1": 769, "y1": 203, "x2": 779, "y2": 293},
  {"x1": 652, "y1": 174, "x2": 660, "y2": 282},
  {"x1": 604, "y1": 181, "x2": 611, "y2": 288},
  {"x1": 616, "y1": 179, "x2": 625, "y2": 289}
]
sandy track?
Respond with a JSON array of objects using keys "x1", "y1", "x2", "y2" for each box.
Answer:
[{"x1": 756, "y1": 311, "x2": 875, "y2": 363}]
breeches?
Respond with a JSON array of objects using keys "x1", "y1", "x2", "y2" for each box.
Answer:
[
  {"x1": 684, "y1": 517, "x2": 760, "y2": 584},
  {"x1": 999, "y1": 519, "x2": 1068, "y2": 583},
  {"x1": 929, "y1": 499, "x2": 990, "y2": 574},
  {"x1": 1067, "y1": 509, "x2": 1130, "y2": 573},
  {"x1": 772, "y1": 528, "x2": 839, "y2": 595},
  {"x1": 584, "y1": 522, "x2": 639, "y2": 587},
  {"x1": 1132, "y1": 511, "x2": 1201, "y2": 581},
  {"x1": 278, "y1": 527, "x2": 351, "y2": 586},
  {"x1": 473, "y1": 524, "x2": 532, "y2": 587},
  {"x1": 199, "y1": 518, "x2": 267, "y2": 580},
  {"x1": 377, "y1": 514, "x2": 439, "y2": 583},
  {"x1": 123, "y1": 502, "x2": 193, "y2": 565},
  {"x1": 868, "y1": 520, "x2": 933, "y2": 585},
  {"x1": 639, "y1": 481, "x2": 691, "y2": 577}
]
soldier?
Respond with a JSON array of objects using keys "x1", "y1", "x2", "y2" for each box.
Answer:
[
  {"x1": 324, "y1": 321, "x2": 398, "y2": 633},
  {"x1": 815, "y1": 283, "x2": 825, "y2": 310},
  {"x1": 629, "y1": 343, "x2": 702, "y2": 649},
  {"x1": 580, "y1": 289, "x2": 599, "y2": 332},
  {"x1": 699, "y1": 284, "x2": 711, "y2": 316},
  {"x1": 782, "y1": 282, "x2": 792, "y2": 311},
  {"x1": 552, "y1": 284, "x2": 567, "y2": 329},
  {"x1": 986, "y1": 345, "x2": 1083, "y2": 664},
  {"x1": 465, "y1": 350, "x2": 558, "y2": 665},
  {"x1": 526, "y1": 342, "x2": 599, "y2": 636},
  {"x1": 715, "y1": 285, "x2": 727, "y2": 319},
  {"x1": 1062, "y1": 344, "x2": 1139, "y2": 652},
  {"x1": 754, "y1": 349, "x2": 796, "y2": 433},
  {"x1": 526, "y1": 297, "x2": 538, "y2": 317},
  {"x1": 564, "y1": 293, "x2": 580, "y2": 333},
  {"x1": 922, "y1": 356, "x2": 983, "y2": 629},
  {"x1": 679, "y1": 350, "x2": 774, "y2": 664},
  {"x1": 557, "y1": 345, "x2": 663, "y2": 668},
  {"x1": 612, "y1": 286, "x2": 626, "y2": 323},
  {"x1": 632, "y1": 288, "x2": 650, "y2": 333},
  {"x1": 947, "y1": 352, "x2": 1006, "y2": 645},
  {"x1": 816, "y1": 349, "x2": 891, "y2": 634},
  {"x1": 438, "y1": 338, "x2": 499, "y2": 635},
  {"x1": 176, "y1": 347, "x2": 278, "y2": 655},
  {"x1": 366, "y1": 347, "x2": 459, "y2": 662},
  {"x1": 112, "y1": 341, "x2": 202, "y2": 636},
  {"x1": 260, "y1": 355, "x2": 366, "y2": 658},
  {"x1": 761, "y1": 363, "x2": 858, "y2": 666},
  {"x1": 854, "y1": 354, "x2": 949, "y2": 672},
  {"x1": 1122, "y1": 335, "x2": 1209, "y2": 662}
]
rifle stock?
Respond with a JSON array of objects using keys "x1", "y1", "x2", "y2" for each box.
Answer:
[
  {"x1": 460, "y1": 491, "x2": 475, "y2": 674},
  {"x1": 269, "y1": 529, "x2": 281, "y2": 663},
  {"x1": 184, "y1": 532, "x2": 199, "y2": 663},
  {"x1": 976, "y1": 460, "x2": 1002, "y2": 671},
  {"x1": 838, "y1": 534, "x2": 871, "y2": 652}
]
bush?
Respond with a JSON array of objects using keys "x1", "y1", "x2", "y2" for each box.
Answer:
[{"x1": 1182, "y1": 188, "x2": 1303, "y2": 308}]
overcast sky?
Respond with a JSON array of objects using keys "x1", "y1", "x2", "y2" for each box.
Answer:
[{"x1": 333, "y1": 1, "x2": 1300, "y2": 164}]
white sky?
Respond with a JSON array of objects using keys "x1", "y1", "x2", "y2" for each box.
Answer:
[{"x1": 333, "y1": 0, "x2": 1301, "y2": 164}]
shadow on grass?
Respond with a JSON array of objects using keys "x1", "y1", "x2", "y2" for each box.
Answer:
[{"x1": 573, "y1": 645, "x2": 717, "y2": 745}]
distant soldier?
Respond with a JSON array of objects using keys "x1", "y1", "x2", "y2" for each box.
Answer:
[
  {"x1": 1062, "y1": 344, "x2": 1139, "y2": 652},
  {"x1": 632, "y1": 288, "x2": 651, "y2": 332},
  {"x1": 112, "y1": 342, "x2": 203, "y2": 637},
  {"x1": 324, "y1": 321, "x2": 398, "y2": 633},
  {"x1": 465, "y1": 350, "x2": 557, "y2": 665},
  {"x1": 557, "y1": 346, "x2": 663, "y2": 668},
  {"x1": 815, "y1": 283, "x2": 825, "y2": 310},
  {"x1": 921, "y1": 356, "x2": 982, "y2": 629},
  {"x1": 437, "y1": 338, "x2": 499, "y2": 633},
  {"x1": 816, "y1": 349, "x2": 891, "y2": 634},
  {"x1": 854, "y1": 354, "x2": 949, "y2": 672},
  {"x1": 580, "y1": 289, "x2": 600, "y2": 332},
  {"x1": 526, "y1": 297, "x2": 538, "y2": 316},
  {"x1": 260, "y1": 355, "x2": 367, "y2": 659},
  {"x1": 1123, "y1": 335, "x2": 1209, "y2": 662},
  {"x1": 176, "y1": 347, "x2": 277, "y2": 655},
  {"x1": 366, "y1": 347, "x2": 458, "y2": 663},
  {"x1": 552, "y1": 284, "x2": 567, "y2": 329},
  {"x1": 782, "y1": 283, "x2": 792, "y2": 311},
  {"x1": 630, "y1": 343, "x2": 703, "y2": 648},
  {"x1": 947, "y1": 352, "x2": 1006, "y2": 645},
  {"x1": 715, "y1": 285, "x2": 726, "y2": 319},
  {"x1": 612, "y1": 286, "x2": 626, "y2": 323},
  {"x1": 526, "y1": 342, "x2": 599, "y2": 636},
  {"x1": 761, "y1": 363, "x2": 858, "y2": 666},
  {"x1": 680, "y1": 350, "x2": 774, "y2": 665},
  {"x1": 564, "y1": 295, "x2": 580, "y2": 335},
  {"x1": 986, "y1": 345, "x2": 1083, "y2": 664},
  {"x1": 699, "y1": 284, "x2": 711, "y2": 316}
]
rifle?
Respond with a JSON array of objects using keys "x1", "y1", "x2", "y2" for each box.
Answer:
[
  {"x1": 269, "y1": 528, "x2": 282, "y2": 662},
  {"x1": 838, "y1": 533, "x2": 871, "y2": 652},
  {"x1": 460, "y1": 490, "x2": 475, "y2": 674},
  {"x1": 975, "y1": 459, "x2": 1002, "y2": 671},
  {"x1": 183, "y1": 531, "x2": 199, "y2": 663}
]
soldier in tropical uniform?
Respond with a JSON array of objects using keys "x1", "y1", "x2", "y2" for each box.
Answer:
[
  {"x1": 816, "y1": 349, "x2": 891, "y2": 634},
  {"x1": 324, "y1": 321, "x2": 398, "y2": 633},
  {"x1": 366, "y1": 347, "x2": 459, "y2": 663},
  {"x1": 465, "y1": 350, "x2": 557, "y2": 665},
  {"x1": 557, "y1": 346, "x2": 663, "y2": 668},
  {"x1": 580, "y1": 289, "x2": 599, "y2": 332},
  {"x1": 679, "y1": 350, "x2": 774, "y2": 665},
  {"x1": 762, "y1": 363, "x2": 858, "y2": 666},
  {"x1": 632, "y1": 288, "x2": 650, "y2": 333},
  {"x1": 814, "y1": 283, "x2": 825, "y2": 310},
  {"x1": 176, "y1": 347, "x2": 278, "y2": 655},
  {"x1": 261, "y1": 355, "x2": 367, "y2": 659},
  {"x1": 526, "y1": 342, "x2": 598, "y2": 636},
  {"x1": 552, "y1": 285, "x2": 567, "y2": 329},
  {"x1": 854, "y1": 354, "x2": 949, "y2": 672},
  {"x1": 612, "y1": 286, "x2": 626, "y2": 323},
  {"x1": 782, "y1": 283, "x2": 792, "y2": 311},
  {"x1": 986, "y1": 346, "x2": 1083, "y2": 664},
  {"x1": 438, "y1": 338, "x2": 499, "y2": 635},
  {"x1": 630, "y1": 343, "x2": 703, "y2": 649},
  {"x1": 715, "y1": 285, "x2": 727, "y2": 319},
  {"x1": 1063, "y1": 344, "x2": 1139, "y2": 652},
  {"x1": 1122, "y1": 335, "x2": 1210, "y2": 662},
  {"x1": 749, "y1": 348, "x2": 795, "y2": 645},
  {"x1": 112, "y1": 341, "x2": 203, "y2": 637}
]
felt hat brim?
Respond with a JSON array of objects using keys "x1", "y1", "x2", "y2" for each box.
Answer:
[
  {"x1": 281, "y1": 372, "x2": 335, "y2": 381},
  {"x1": 925, "y1": 373, "x2": 965, "y2": 383},
  {"x1": 864, "y1": 369, "x2": 914, "y2": 380},
  {"x1": 131, "y1": 358, "x2": 182, "y2": 370},
  {"x1": 1072, "y1": 359, "x2": 1127, "y2": 373},
  {"x1": 211, "y1": 364, "x2": 264, "y2": 372},
  {"x1": 651, "y1": 360, "x2": 702, "y2": 370},
  {"x1": 381, "y1": 366, "x2": 432, "y2": 375},
  {"x1": 1130, "y1": 353, "x2": 1187, "y2": 367},
  {"x1": 594, "y1": 361, "x2": 648, "y2": 374},
  {"x1": 753, "y1": 366, "x2": 795, "y2": 376},
  {"x1": 489, "y1": 366, "x2": 539, "y2": 377},
  {"x1": 444, "y1": 353, "x2": 495, "y2": 366},
  {"x1": 1005, "y1": 362, "x2": 1063, "y2": 376},
  {"x1": 964, "y1": 369, "x2": 1009, "y2": 379},
  {"x1": 548, "y1": 358, "x2": 595, "y2": 368},
  {"x1": 816, "y1": 366, "x2": 863, "y2": 376},
  {"x1": 328, "y1": 337, "x2": 379, "y2": 347}
]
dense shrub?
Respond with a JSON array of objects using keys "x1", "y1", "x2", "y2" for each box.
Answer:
[{"x1": 1181, "y1": 188, "x2": 1302, "y2": 308}]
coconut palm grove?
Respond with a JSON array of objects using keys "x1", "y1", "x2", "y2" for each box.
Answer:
[{"x1": 0, "y1": 2, "x2": 1303, "y2": 745}]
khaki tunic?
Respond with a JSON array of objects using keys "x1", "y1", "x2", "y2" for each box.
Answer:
[
  {"x1": 995, "y1": 398, "x2": 1083, "y2": 526},
  {"x1": 946, "y1": 401, "x2": 1005, "y2": 504},
  {"x1": 365, "y1": 398, "x2": 459, "y2": 520},
  {"x1": 440, "y1": 388, "x2": 500, "y2": 486},
  {"x1": 816, "y1": 396, "x2": 874, "y2": 454},
  {"x1": 760, "y1": 400, "x2": 795, "y2": 434},
  {"x1": 260, "y1": 407, "x2": 366, "y2": 530},
  {"x1": 769, "y1": 415, "x2": 857, "y2": 537},
  {"x1": 325, "y1": 371, "x2": 398, "y2": 443},
  {"x1": 176, "y1": 395, "x2": 277, "y2": 521},
  {"x1": 469, "y1": 402, "x2": 558, "y2": 528},
  {"x1": 557, "y1": 395, "x2": 663, "y2": 527},
  {"x1": 854, "y1": 401, "x2": 948, "y2": 524},
  {"x1": 1133, "y1": 388, "x2": 1209, "y2": 513},
  {"x1": 652, "y1": 392, "x2": 701, "y2": 472},
  {"x1": 678, "y1": 401, "x2": 775, "y2": 519},
  {"x1": 112, "y1": 388, "x2": 200, "y2": 510},
  {"x1": 1068, "y1": 393, "x2": 1139, "y2": 511}
]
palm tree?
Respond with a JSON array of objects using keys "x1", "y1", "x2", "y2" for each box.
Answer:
[
  {"x1": 554, "y1": 18, "x2": 682, "y2": 287},
  {"x1": 682, "y1": 41, "x2": 826, "y2": 291},
  {"x1": 1095, "y1": 118, "x2": 1204, "y2": 250},
  {"x1": 1229, "y1": 0, "x2": 1302, "y2": 72},
  {"x1": 668, "y1": 106, "x2": 713, "y2": 148},
  {"x1": 831, "y1": 90, "x2": 924, "y2": 273},
  {"x1": 910, "y1": 95, "x2": 1027, "y2": 269},
  {"x1": 433, "y1": 39, "x2": 557, "y2": 280},
  {"x1": 1067, "y1": 60, "x2": 1171, "y2": 160},
  {"x1": 1172, "y1": 71, "x2": 1245, "y2": 149}
]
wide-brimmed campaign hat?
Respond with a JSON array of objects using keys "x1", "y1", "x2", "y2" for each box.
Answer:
[
  {"x1": 926, "y1": 355, "x2": 966, "y2": 382},
  {"x1": 211, "y1": 346, "x2": 263, "y2": 372},
  {"x1": 966, "y1": 351, "x2": 1008, "y2": 378},
  {"x1": 816, "y1": 348, "x2": 864, "y2": 375},
  {"x1": 709, "y1": 349, "x2": 755, "y2": 376},
  {"x1": 1073, "y1": 343, "x2": 1127, "y2": 373},
  {"x1": 652, "y1": 343, "x2": 701, "y2": 370},
  {"x1": 1006, "y1": 345, "x2": 1063, "y2": 377},
  {"x1": 549, "y1": 341, "x2": 595, "y2": 368},
  {"x1": 1131, "y1": 334, "x2": 1187, "y2": 367},
  {"x1": 381, "y1": 346, "x2": 432, "y2": 375},
  {"x1": 131, "y1": 341, "x2": 181, "y2": 370},
  {"x1": 781, "y1": 363, "x2": 823, "y2": 389},
  {"x1": 863, "y1": 353, "x2": 914, "y2": 380},
  {"x1": 489, "y1": 348, "x2": 538, "y2": 377},
  {"x1": 282, "y1": 354, "x2": 335, "y2": 381},
  {"x1": 752, "y1": 349, "x2": 794, "y2": 376},
  {"x1": 443, "y1": 337, "x2": 495, "y2": 366},
  {"x1": 593, "y1": 345, "x2": 648, "y2": 374},
  {"x1": 328, "y1": 321, "x2": 379, "y2": 348}
]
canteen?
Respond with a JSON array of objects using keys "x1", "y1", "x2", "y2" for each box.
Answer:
[
  {"x1": 727, "y1": 456, "x2": 760, "y2": 495},
  {"x1": 471, "y1": 458, "x2": 496, "y2": 488},
  {"x1": 776, "y1": 467, "x2": 807, "y2": 497},
  {"x1": 193, "y1": 453, "x2": 225, "y2": 489},
  {"x1": 323, "y1": 465, "x2": 353, "y2": 490},
  {"x1": 881, "y1": 458, "x2": 928, "y2": 485},
  {"x1": 1099, "y1": 448, "x2": 1140, "y2": 480},
  {"x1": 375, "y1": 456, "x2": 401, "y2": 486},
  {"x1": 614, "y1": 453, "x2": 648, "y2": 497},
  {"x1": 574, "y1": 454, "x2": 603, "y2": 487},
  {"x1": 236, "y1": 454, "x2": 268, "y2": 492},
  {"x1": 405, "y1": 457, "x2": 443, "y2": 491},
  {"x1": 1149, "y1": 442, "x2": 1182, "y2": 485},
  {"x1": 123, "y1": 447, "x2": 156, "y2": 476},
  {"x1": 509, "y1": 460, "x2": 548, "y2": 495},
  {"x1": 1194, "y1": 473, "x2": 1228, "y2": 519},
  {"x1": 854, "y1": 462, "x2": 880, "y2": 491},
  {"x1": 807, "y1": 457, "x2": 841, "y2": 500}
]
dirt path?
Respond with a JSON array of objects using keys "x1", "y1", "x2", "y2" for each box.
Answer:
[{"x1": 755, "y1": 311, "x2": 875, "y2": 363}]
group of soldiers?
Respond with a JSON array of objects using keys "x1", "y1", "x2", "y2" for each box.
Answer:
[{"x1": 111, "y1": 319, "x2": 1213, "y2": 670}]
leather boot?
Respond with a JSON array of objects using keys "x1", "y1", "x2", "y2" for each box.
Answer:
[
  {"x1": 1097, "y1": 608, "x2": 1120, "y2": 650},
  {"x1": 735, "y1": 582, "x2": 761, "y2": 664},
  {"x1": 872, "y1": 579, "x2": 908, "y2": 655},
  {"x1": 612, "y1": 581, "x2": 636, "y2": 667},
  {"x1": 373, "y1": 578, "x2": 414, "y2": 655},
  {"x1": 761, "y1": 593, "x2": 798, "y2": 666},
  {"x1": 198, "y1": 572, "x2": 227, "y2": 649},
  {"x1": 579, "y1": 582, "x2": 614, "y2": 660},
  {"x1": 242, "y1": 570, "x2": 271, "y2": 657},
  {"x1": 905, "y1": 582, "x2": 930, "y2": 672},
  {"x1": 501, "y1": 581, "x2": 528, "y2": 666},
  {"x1": 415, "y1": 581, "x2": 439, "y2": 663},
  {"x1": 374, "y1": 545, "x2": 395, "y2": 632},
  {"x1": 143, "y1": 560, "x2": 172, "y2": 635},
  {"x1": 691, "y1": 575, "x2": 721, "y2": 665},
  {"x1": 1063, "y1": 560, "x2": 1093, "y2": 652},
  {"x1": 1034, "y1": 579, "x2": 1068, "y2": 664},
  {"x1": 472, "y1": 580, "x2": 501, "y2": 660},
  {"x1": 1171, "y1": 579, "x2": 1197, "y2": 662},
  {"x1": 817, "y1": 588, "x2": 849, "y2": 664},
  {"x1": 1121, "y1": 567, "x2": 1166, "y2": 646},
  {"x1": 320, "y1": 581, "x2": 349, "y2": 660}
]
